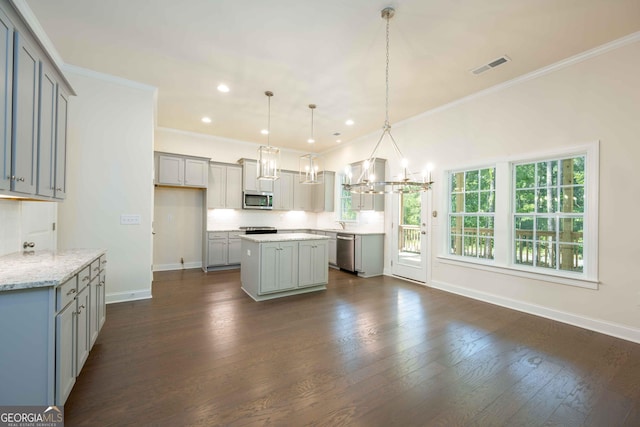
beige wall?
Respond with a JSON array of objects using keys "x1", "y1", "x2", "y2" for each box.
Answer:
[
  {"x1": 57, "y1": 67, "x2": 156, "y2": 303},
  {"x1": 153, "y1": 186, "x2": 204, "y2": 270},
  {"x1": 323, "y1": 38, "x2": 640, "y2": 341}
]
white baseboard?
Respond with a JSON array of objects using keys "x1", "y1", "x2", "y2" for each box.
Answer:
[
  {"x1": 153, "y1": 262, "x2": 202, "y2": 272},
  {"x1": 429, "y1": 279, "x2": 640, "y2": 344},
  {"x1": 106, "y1": 289, "x2": 152, "y2": 304}
]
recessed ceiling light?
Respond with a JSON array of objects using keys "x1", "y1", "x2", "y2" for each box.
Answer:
[
  {"x1": 260, "y1": 129, "x2": 269, "y2": 135},
  {"x1": 307, "y1": 138, "x2": 315, "y2": 144},
  {"x1": 336, "y1": 139, "x2": 342, "y2": 143},
  {"x1": 201, "y1": 117, "x2": 212, "y2": 124},
  {"x1": 217, "y1": 84, "x2": 230, "y2": 93},
  {"x1": 345, "y1": 119, "x2": 354, "y2": 126}
]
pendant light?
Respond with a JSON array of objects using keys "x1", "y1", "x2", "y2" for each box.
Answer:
[
  {"x1": 344, "y1": 7, "x2": 433, "y2": 194},
  {"x1": 299, "y1": 104, "x2": 323, "y2": 184},
  {"x1": 257, "y1": 91, "x2": 280, "y2": 181}
]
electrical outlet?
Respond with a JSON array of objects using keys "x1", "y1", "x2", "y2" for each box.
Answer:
[{"x1": 120, "y1": 214, "x2": 141, "y2": 225}]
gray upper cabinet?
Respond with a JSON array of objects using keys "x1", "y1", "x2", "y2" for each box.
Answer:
[
  {"x1": 350, "y1": 159, "x2": 386, "y2": 211},
  {"x1": 293, "y1": 178, "x2": 312, "y2": 211},
  {"x1": 155, "y1": 152, "x2": 208, "y2": 188},
  {"x1": 239, "y1": 158, "x2": 273, "y2": 193},
  {"x1": 0, "y1": 9, "x2": 12, "y2": 192},
  {"x1": 11, "y1": 31, "x2": 38, "y2": 195},
  {"x1": 207, "y1": 162, "x2": 242, "y2": 209},
  {"x1": 37, "y1": 62, "x2": 56, "y2": 197},
  {"x1": 0, "y1": 2, "x2": 74, "y2": 200},
  {"x1": 312, "y1": 171, "x2": 335, "y2": 212},
  {"x1": 273, "y1": 170, "x2": 293, "y2": 210},
  {"x1": 54, "y1": 88, "x2": 68, "y2": 199}
]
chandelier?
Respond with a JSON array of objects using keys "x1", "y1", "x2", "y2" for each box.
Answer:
[
  {"x1": 344, "y1": 7, "x2": 433, "y2": 195},
  {"x1": 257, "y1": 91, "x2": 280, "y2": 181}
]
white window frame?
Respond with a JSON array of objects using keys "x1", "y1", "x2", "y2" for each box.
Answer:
[
  {"x1": 439, "y1": 141, "x2": 599, "y2": 290},
  {"x1": 447, "y1": 166, "x2": 497, "y2": 261}
]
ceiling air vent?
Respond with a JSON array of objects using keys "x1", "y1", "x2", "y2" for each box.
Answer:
[{"x1": 471, "y1": 55, "x2": 511, "y2": 75}]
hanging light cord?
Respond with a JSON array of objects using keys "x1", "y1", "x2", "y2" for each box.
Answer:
[
  {"x1": 267, "y1": 93, "x2": 271, "y2": 147},
  {"x1": 310, "y1": 105, "x2": 314, "y2": 140},
  {"x1": 384, "y1": 10, "x2": 390, "y2": 130}
]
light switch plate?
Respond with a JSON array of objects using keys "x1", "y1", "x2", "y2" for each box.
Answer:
[{"x1": 120, "y1": 214, "x2": 141, "y2": 225}]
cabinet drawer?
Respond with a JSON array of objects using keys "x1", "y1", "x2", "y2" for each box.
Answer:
[
  {"x1": 90, "y1": 258, "x2": 101, "y2": 280},
  {"x1": 56, "y1": 276, "x2": 78, "y2": 312},
  {"x1": 228, "y1": 231, "x2": 243, "y2": 239},
  {"x1": 78, "y1": 266, "x2": 91, "y2": 290},
  {"x1": 208, "y1": 232, "x2": 228, "y2": 240}
]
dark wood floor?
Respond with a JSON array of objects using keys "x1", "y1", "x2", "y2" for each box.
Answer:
[{"x1": 64, "y1": 268, "x2": 640, "y2": 426}]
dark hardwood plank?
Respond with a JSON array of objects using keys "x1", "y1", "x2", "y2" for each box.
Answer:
[{"x1": 61, "y1": 268, "x2": 640, "y2": 426}]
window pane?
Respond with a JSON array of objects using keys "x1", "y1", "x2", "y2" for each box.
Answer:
[
  {"x1": 401, "y1": 192, "x2": 420, "y2": 225},
  {"x1": 559, "y1": 243, "x2": 583, "y2": 272},
  {"x1": 450, "y1": 215, "x2": 463, "y2": 233},
  {"x1": 515, "y1": 163, "x2": 535, "y2": 188},
  {"x1": 536, "y1": 161, "x2": 558, "y2": 187},
  {"x1": 560, "y1": 187, "x2": 584, "y2": 213},
  {"x1": 478, "y1": 237, "x2": 494, "y2": 259},
  {"x1": 558, "y1": 218, "x2": 582, "y2": 244},
  {"x1": 465, "y1": 170, "x2": 479, "y2": 191},
  {"x1": 479, "y1": 216, "x2": 494, "y2": 230},
  {"x1": 479, "y1": 191, "x2": 494, "y2": 212},
  {"x1": 536, "y1": 217, "x2": 556, "y2": 233},
  {"x1": 480, "y1": 168, "x2": 494, "y2": 191},
  {"x1": 535, "y1": 241, "x2": 555, "y2": 269},
  {"x1": 514, "y1": 239, "x2": 534, "y2": 265},
  {"x1": 450, "y1": 194, "x2": 459, "y2": 213},
  {"x1": 515, "y1": 189, "x2": 535, "y2": 213},
  {"x1": 572, "y1": 156, "x2": 585, "y2": 185},
  {"x1": 464, "y1": 236, "x2": 477, "y2": 256},
  {"x1": 450, "y1": 234, "x2": 463, "y2": 255},
  {"x1": 514, "y1": 215, "x2": 534, "y2": 231},
  {"x1": 536, "y1": 189, "x2": 558, "y2": 213},
  {"x1": 465, "y1": 192, "x2": 478, "y2": 213},
  {"x1": 451, "y1": 172, "x2": 464, "y2": 193},
  {"x1": 463, "y1": 215, "x2": 478, "y2": 230}
]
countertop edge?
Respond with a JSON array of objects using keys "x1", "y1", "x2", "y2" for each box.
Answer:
[{"x1": 0, "y1": 249, "x2": 107, "y2": 292}]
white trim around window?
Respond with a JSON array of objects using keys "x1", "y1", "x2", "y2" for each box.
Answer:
[{"x1": 439, "y1": 141, "x2": 599, "y2": 289}]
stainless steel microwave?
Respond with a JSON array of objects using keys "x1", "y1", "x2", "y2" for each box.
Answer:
[{"x1": 243, "y1": 191, "x2": 273, "y2": 210}]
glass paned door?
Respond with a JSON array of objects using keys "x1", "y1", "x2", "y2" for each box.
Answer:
[{"x1": 392, "y1": 191, "x2": 429, "y2": 282}]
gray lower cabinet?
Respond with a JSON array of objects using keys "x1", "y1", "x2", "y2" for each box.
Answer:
[
  {"x1": 54, "y1": 276, "x2": 76, "y2": 406},
  {"x1": 207, "y1": 231, "x2": 242, "y2": 268},
  {"x1": 326, "y1": 232, "x2": 337, "y2": 266},
  {"x1": 354, "y1": 234, "x2": 384, "y2": 278},
  {"x1": 0, "y1": 252, "x2": 105, "y2": 406},
  {"x1": 260, "y1": 241, "x2": 298, "y2": 294},
  {"x1": 299, "y1": 240, "x2": 328, "y2": 287}
]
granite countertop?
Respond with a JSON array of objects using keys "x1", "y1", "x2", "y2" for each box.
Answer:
[
  {"x1": 0, "y1": 249, "x2": 106, "y2": 292},
  {"x1": 207, "y1": 229, "x2": 242, "y2": 232},
  {"x1": 239, "y1": 233, "x2": 330, "y2": 243},
  {"x1": 318, "y1": 229, "x2": 385, "y2": 235}
]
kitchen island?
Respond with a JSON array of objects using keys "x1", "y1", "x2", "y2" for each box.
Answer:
[{"x1": 240, "y1": 233, "x2": 329, "y2": 301}]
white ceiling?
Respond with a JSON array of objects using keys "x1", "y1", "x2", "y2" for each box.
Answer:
[{"x1": 25, "y1": 0, "x2": 640, "y2": 152}]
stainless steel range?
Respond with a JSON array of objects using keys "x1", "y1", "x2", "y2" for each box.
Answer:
[{"x1": 239, "y1": 226, "x2": 278, "y2": 235}]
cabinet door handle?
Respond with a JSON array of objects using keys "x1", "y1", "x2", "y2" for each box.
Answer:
[
  {"x1": 56, "y1": 187, "x2": 62, "y2": 191},
  {"x1": 66, "y1": 288, "x2": 77, "y2": 296},
  {"x1": 102, "y1": 260, "x2": 107, "y2": 265},
  {"x1": 82, "y1": 276, "x2": 90, "y2": 282}
]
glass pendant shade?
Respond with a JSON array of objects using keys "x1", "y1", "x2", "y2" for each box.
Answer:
[
  {"x1": 257, "y1": 145, "x2": 280, "y2": 180},
  {"x1": 299, "y1": 154, "x2": 323, "y2": 184},
  {"x1": 257, "y1": 90, "x2": 280, "y2": 180}
]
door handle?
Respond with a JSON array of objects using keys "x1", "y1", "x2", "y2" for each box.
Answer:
[
  {"x1": 23, "y1": 241, "x2": 35, "y2": 249},
  {"x1": 421, "y1": 231, "x2": 426, "y2": 235}
]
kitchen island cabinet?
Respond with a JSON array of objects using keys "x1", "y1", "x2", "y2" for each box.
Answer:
[
  {"x1": 0, "y1": 249, "x2": 106, "y2": 405},
  {"x1": 240, "y1": 233, "x2": 329, "y2": 301}
]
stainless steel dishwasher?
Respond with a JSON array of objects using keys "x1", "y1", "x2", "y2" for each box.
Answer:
[{"x1": 336, "y1": 233, "x2": 356, "y2": 272}]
